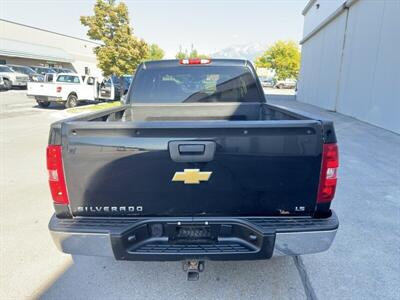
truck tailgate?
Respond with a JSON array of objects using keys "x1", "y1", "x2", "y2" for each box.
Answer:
[
  {"x1": 27, "y1": 82, "x2": 57, "y2": 97},
  {"x1": 61, "y1": 120, "x2": 323, "y2": 217}
]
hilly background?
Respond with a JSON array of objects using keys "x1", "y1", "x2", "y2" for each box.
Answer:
[{"x1": 211, "y1": 42, "x2": 266, "y2": 62}]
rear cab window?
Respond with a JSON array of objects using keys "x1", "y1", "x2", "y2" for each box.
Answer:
[
  {"x1": 56, "y1": 75, "x2": 80, "y2": 83},
  {"x1": 129, "y1": 61, "x2": 264, "y2": 103}
]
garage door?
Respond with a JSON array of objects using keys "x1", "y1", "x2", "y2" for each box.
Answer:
[{"x1": 336, "y1": 0, "x2": 400, "y2": 134}]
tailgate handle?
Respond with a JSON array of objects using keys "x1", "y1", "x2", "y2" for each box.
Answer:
[
  {"x1": 169, "y1": 141, "x2": 216, "y2": 163},
  {"x1": 179, "y1": 144, "x2": 205, "y2": 154}
]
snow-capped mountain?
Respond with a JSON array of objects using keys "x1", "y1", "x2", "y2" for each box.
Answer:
[{"x1": 211, "y1": 42, "x2": 266, "y2": 62}]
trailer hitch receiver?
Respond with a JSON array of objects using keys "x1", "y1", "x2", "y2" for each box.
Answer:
[{"x1": 183, "y1": 260, "x2": 205, "y2": 281}]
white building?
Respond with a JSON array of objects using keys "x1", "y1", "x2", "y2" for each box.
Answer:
[
  {"x1": 297, "y1": 0, "x2": 400, "y2": 134},
  {"x1": 0, "y1": 19, "x2": 102, "y2": 77}
]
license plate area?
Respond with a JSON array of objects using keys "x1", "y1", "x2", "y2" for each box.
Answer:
[{"x1": 174, "y1": 225, "x2": 214, "y2": 243}]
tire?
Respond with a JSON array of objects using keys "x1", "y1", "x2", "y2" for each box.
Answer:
[
  {"x1": 37, "y1": 101, "x2": 50, "y2": 108},
  {"x1": 3, "y1": 79, "x2": 11, "y2": 90},
  {"x1": 65, "y1": 94, "x2": 78, "y2": 108}
]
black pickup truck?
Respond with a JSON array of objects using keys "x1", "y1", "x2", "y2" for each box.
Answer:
[{"x1": 47, "y1": 59, "x2": 339, "y2": 279}]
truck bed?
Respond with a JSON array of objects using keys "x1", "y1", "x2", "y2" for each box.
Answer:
[{"x1": 58, "y1": 103, "x2": 306, "y2": 123}]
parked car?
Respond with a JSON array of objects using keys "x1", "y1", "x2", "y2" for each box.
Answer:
[
  {"x1": 46, "y1": 59, "x2": 339, "y2": 280},
  {"x1": 0, "y1": 76, "x2": 8, "y2": 90},
  {"x1": 30, "y1": 66, "x2": 57, "y2": 76},
  {"x1": 275, "y1": 78, "x2": 297, "y2": 89},
  {"x1": 259, "y1": 76, "x2": 276, "y2": 88},
  {"x1": 111, "y1": 75, "x2": 133, "y2": 99},
  {"x1": 27, "y1": 73, "x2": 116, "y2": 108},
  {"x1": 8, "y1": 64, "x2": 44, "y2": 82},
  {"x1": 0, "y1": 65, "x2": 29, "y2": 89},
  {"x1": 51, "y1": 67, "x2": 74, "y2": 74}
]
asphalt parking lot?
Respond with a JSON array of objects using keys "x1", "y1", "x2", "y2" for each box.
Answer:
[{"x1": 1, "y1": 90, "x2": 399, "y2": 300}]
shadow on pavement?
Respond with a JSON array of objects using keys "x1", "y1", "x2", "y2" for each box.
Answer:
[
  {"x1": 36, "y1": 256, "x2": 306, "y2": 300},
  {"x1": 32, "y1": 104, "x2": 65, "y2": 111},
  {"x1": 32, "y1": 100, "x2": 105, "y2": 111}
]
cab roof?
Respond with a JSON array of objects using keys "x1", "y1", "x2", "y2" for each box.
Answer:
[{"x1": 141, "y1": 59, "x2": 251, "y2": 69}]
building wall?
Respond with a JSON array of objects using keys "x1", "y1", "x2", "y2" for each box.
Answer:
[
  {"x1": 298, "y1": 0, "x2": 400, "y2": 134},
  {"x1": 0, "y1": 20, "x2": 102, "y2": 77},
  {"x1": 0, "y1": 56, "x2": 74, "y2": 70},
  {"x1": 336, "y1": 0, "x2": 400, "y2": 133},
  {"x1": 297, "y1": 10, "x2": 347, "y2": 110},
  {"x1": 303, "y1": 0, "x2": 345, "y2": 37}
]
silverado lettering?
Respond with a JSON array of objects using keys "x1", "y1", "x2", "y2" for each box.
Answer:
[{"x1": 76, "y1": 206, "x2": 143, "y2": 213}]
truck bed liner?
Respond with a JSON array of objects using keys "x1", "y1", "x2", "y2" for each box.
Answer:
[{"x1": 119, "y1": 103, "x2": 306, "y2": 122}]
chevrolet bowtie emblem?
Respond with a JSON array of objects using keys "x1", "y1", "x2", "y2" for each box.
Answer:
[{"x1": 172, "y1": 169, "x2": 212, "y2": 184}]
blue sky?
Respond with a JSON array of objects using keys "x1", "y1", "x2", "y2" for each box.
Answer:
[{"x1": 1, "y1": 0, "x2": 308, "y2": 58}]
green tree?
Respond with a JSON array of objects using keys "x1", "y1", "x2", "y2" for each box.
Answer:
[
  {"x1": 175, "y1": 45, "x2": 188, "y2": 59},
  {"x1": 189, "y1": 48, "x2": 199, "y2": 58},
  {"x1": 188, "y1": 50, "x2": 209, "y2": 59},
  {"x1": 255, "y1": 40, "x2": 301, "y2": 80},
  {"x1": 175, "y1": 44, "x2": 209, "y2": 59},
  {"x1": 81, "y1": 0, "x2": 148, "y2": 94},
  {"x1": 145, "y1": 43, "x2": 164, "y2": 61}
]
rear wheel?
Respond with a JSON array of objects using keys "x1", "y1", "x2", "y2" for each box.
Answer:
[
  {"x1": 65, "y1": 94, "x2": 78, "y2": 108},
  {"x1": 3, "y1": 79, "x2": 11, "y2": 90}
]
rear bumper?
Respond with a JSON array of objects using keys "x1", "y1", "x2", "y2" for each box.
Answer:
[
  {"x1": 49, "y1": 212, "x2": 338, "y2": 260},
  {"x1": 29, "y1": 95, "x2": 63, "y2": 102},
  {"x1": 12, "y1": 81, "x2": 28, "y2": 86}
]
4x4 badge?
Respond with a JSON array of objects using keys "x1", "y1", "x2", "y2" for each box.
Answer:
[{"x1": 172, "y1": 169, "x2": 212, "y2": 184}]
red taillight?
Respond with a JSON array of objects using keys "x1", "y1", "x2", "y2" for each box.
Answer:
[
  {"x1": 317, "y1": 144, "x2": 339, "y2": 203},
  {"x1": 179, "y1": 58, "x2": 211, "y2": 65},
  {"x1": 56, "y1": 86, "x2": 62, "y2": 93},
  {"x1": 46, "y1": 145, "x2": 69, "y2": 205}
]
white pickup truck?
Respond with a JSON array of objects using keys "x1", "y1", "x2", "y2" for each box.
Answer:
[{"x1": 27, "y1": 73, "x2": 116, "y2": 108}]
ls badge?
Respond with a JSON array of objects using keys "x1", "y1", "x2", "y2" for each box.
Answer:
[{"x1": 172, "y1": 169, "x2": 212, "y2": 184}]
